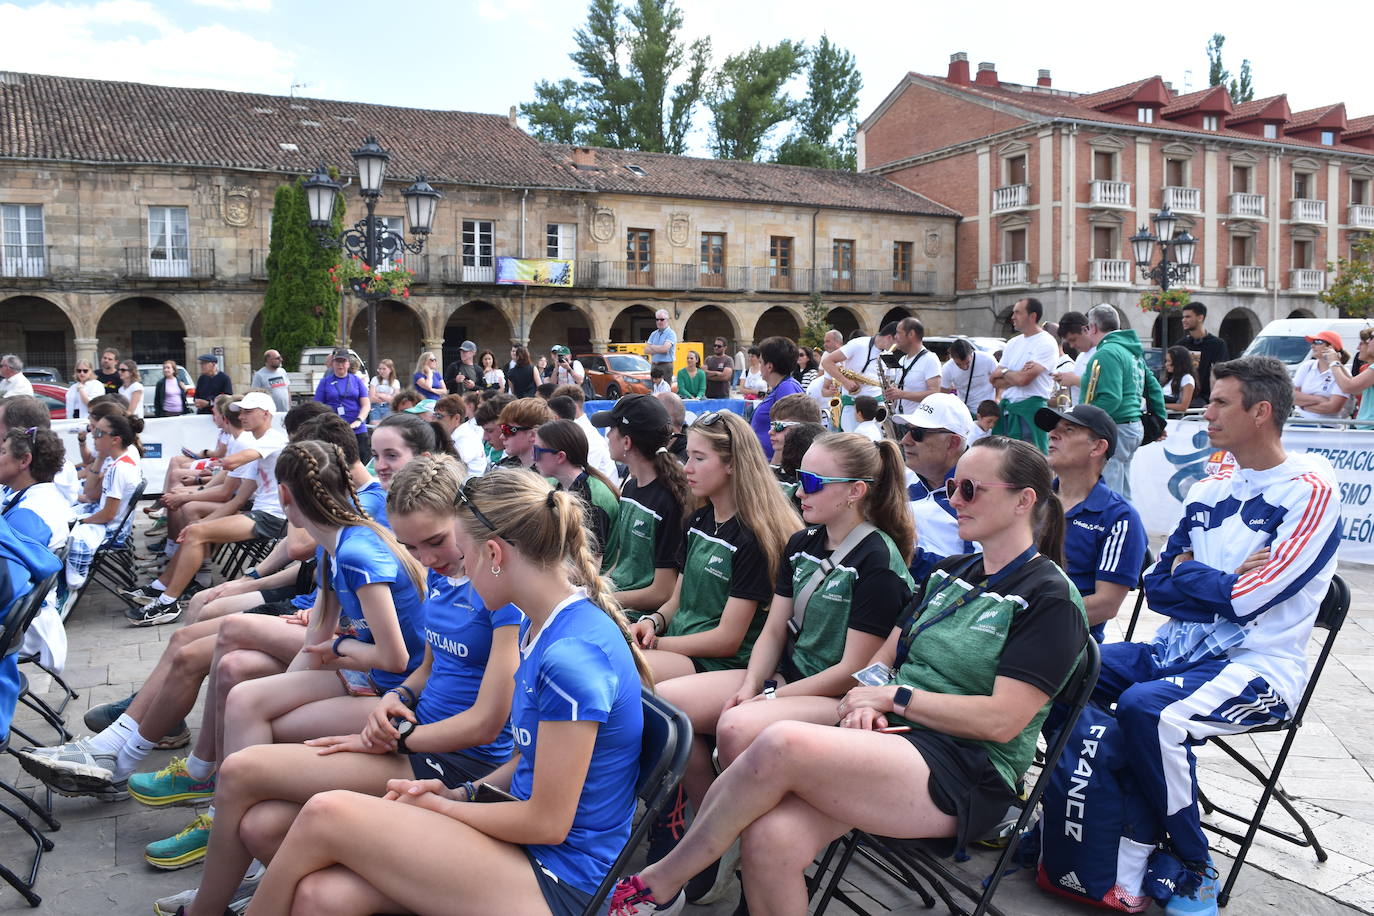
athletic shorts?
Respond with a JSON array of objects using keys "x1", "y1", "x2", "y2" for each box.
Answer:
[
  {"x1": 888, "y1": 728, "x2": 1018, "y2": 855},
  {"x1": 523, "y1": 850, "x2": 596, "y2": 916},
  {"x1": 258, "y1": 583, "x2": 301, "y2": 605},
  {"x1": 241, "y1": 510, "x2": 287, "y2": 540},
  {"x1": 407, "y1": 749, "x2": 499, "y2": 788},
  {"x1": 245, "y1": 599, "x2": 299, "y2": 616}
]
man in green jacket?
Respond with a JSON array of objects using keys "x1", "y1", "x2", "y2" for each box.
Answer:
[{"x1": 1081, "y1": 304, "x2": 1167, "y2": 499}]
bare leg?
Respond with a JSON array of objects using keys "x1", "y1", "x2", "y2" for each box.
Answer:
[
  {"x1": 219, "y1": 671, "x2": 351, "y2": 762},
  {"x1": 716, "y1": 695, "x2": 842, "y2": 765},
  {"x1": 656, "y1": 670, "x2": 748, "y2": 810},
  {"x1": 201, "y1": 615, "x2": 307, "y2": 764},
  {"x1": 739, "y1": 794, "x2": 852, "y2": 916},
  {"x1": 122, "y1": 617, "x2": 230, "y2": 725},
  {"x1": 130, "y1": 631, "x2": 222, "y2": 742},
  {"x1": 162, "y1": 516, "x2": 256, "y2": 598},
  {"x1": 239, "y1": 800, "x2": 301, "y2": 862},
  {"x1": 641, "y1": 649, "x2": 702, "y2": 683}
]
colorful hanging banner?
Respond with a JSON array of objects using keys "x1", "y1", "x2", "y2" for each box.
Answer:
[{"x1": 496, "y1": 257, "x2": 574, "y2": 287}]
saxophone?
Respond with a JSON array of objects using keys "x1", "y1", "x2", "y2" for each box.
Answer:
[
  {"x1": 838, "y1": 366, "x2": 887, "y2": 389},
  {"x1": 828, "y1": 395, "x2": 842, "y2": 429}
]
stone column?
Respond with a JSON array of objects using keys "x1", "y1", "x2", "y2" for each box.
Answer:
[{"x1": 72, "y1": 337, "x2": 100, "y2": 368}]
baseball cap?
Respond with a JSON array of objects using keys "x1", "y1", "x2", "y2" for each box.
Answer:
[
  {"x1": 197, "y1": 354, "x2": 217, "y2": 364},
  {"x1": 1305, "y1": 330, "x2": 1343, "y2": 349},
  {"x1": 892, "y1": 393, "x2": 974, "y2": 441},
  {"x1": 1035, "y1": 403, "x2": 1117, "y2": 459},
  {"x1": 589, "y1": 393, "x2": 670, "y2": 431},
  {"x1": 459, "y1": 340, "x2": 477, "y2": 352},
  {"x1": 550, "y1": 345, "x2": 571, "y2": 356},
  {"x1": 330, "y1": 347, "x2": 351, "y2": 361},
  {"x1": 229, "y1": 391, "x2": 277, "y2": 413},
  {"x1": 404, "y1": 398, "x2": 437, "y2": 414}
]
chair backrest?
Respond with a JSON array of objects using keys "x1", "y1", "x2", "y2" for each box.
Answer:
[
  {"x1": 1288, "y1": 575, "x2": 1349, "y2": 730},
  {"x1": 583, "y1": 687, "x2": 693, "y2": 916},
  {"x1": 1122, "y1": 549, "x2": 1155, "y2": 643},
  {"x1": 0, "y1": 572, "x2": 59, "y2": 660},
  {"x1": 110, "y1": 479, "x2": 148, "y2": 545}
]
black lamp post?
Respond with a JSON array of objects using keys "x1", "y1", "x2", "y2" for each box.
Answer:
[
  {"x1": 303, "y1": 136, "x2": 442, "y2": 375},
  {"x1": 1130, "y1": 206, "x2": 1198, "y2": 351}
]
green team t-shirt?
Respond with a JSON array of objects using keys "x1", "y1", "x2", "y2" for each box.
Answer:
[
  {"x1": 568, "y1": 472, "x2": 620, "y2": 556},
  {"x1": 889, "y1": 553, "x2": 1087, "y2": 790},
  {"x1": 601, "y1": 475, "x2": 684, "y2": 600},
  {"x1": 775, "y1": 526, "x2": 913, "y2": 680},
  {"x1": 665, "y1": 506, "x2": 775, "y2": 672}
]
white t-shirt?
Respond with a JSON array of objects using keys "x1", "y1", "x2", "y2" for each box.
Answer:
[
  {"x1": 741, "y1": 369, "x2": 767, "y2": 396},
  {"x1": 940, "y1": 350, "x2": 997, "y2": 410},
  {"x1": 96, "y1": 453, "x2": 142, "y2": 533},
  {"x1": 453, "y1": 419, "x2": 487, "y2": 477},
  {"x1": 227, "y1": 429, "x2": 259, "y2": 481},
  {"x1": 118, "y1": 381, "x2": 145, "y2": 417},
  {"x1": 1067, "y1": 348, "x2": 1095, "y2": 405},
  {"x1": 482, "y1": 369, "x2": 506, "y2": 390},
  {"x1": 1, "y1": 373, "x2": 33, "y2": 398},
  {"x1": 891, "y1": 349, "x2": 942, "y2": 400},
  {"x1": 245, "y1": 426, "x2": 290, "y2": 518},
  {"x1": 548, "y1": 361, "x2": 584, "y2": 388},
  {"x1": 252, "y1": 367, "x2": 292, "y2": 412},
  {"x1": 998, "y1": 330, "x2": 1059, "y2": 402},
  {"x1": 1165, "y1": 373, "x2": 1195, "y2": 405},
  {"x1": 1292, "y1": 360, "x2": 1349, "y2": 419},
  {"x1": 65, "y1": 379, "x2": 104, "y2": 419},
  {"x1": 836, "y1": 337, "x2": 885, "y2": 397},
  {"x1": 854, "y1": 419, "x2": 884, "y2": 442}
]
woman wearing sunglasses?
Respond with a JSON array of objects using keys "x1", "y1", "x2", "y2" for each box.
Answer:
[
  {"x1": 116, "y1": 359, "x2": 146, "y2": 418},
  {"x1": 66, "y1": 410, "x2": 143, "y2": 594},
  {"x1": 412, "y1": 351, "x2": 447, "y2": 401},
  {"x1": 249, "y1": 468, "x2": 649, "y2": 916},
  {"x1": 494, "y1": 398, "x2": 554, "y2": 470},
  {"x1": 610, "y1": 437, "x2": 1087, "y2": 915},
  {"x1": 65, "y1": 359, "x2": 105, "y2": 420},
  {"x1": 591, "y1": 395, "x2": 690, "y2": 616},
  {"x1": 533, "y1": 419, "x2": 620, "y2": 551}
]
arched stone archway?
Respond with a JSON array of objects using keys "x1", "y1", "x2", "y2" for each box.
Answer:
[
  {"x1": 96, "y1": 297, "x2": 188, "y2": 366},
  {"x1": 347, "y1": 300, "x2": 425, "y2": 372},
  {"x1": 682, "y1": 305, "x2": 740, "y2": 350},
  {"x1": 881, "y1": 306, "x2": 913, "y2": 328},
  {"x1": 443, "y1": 300, "x2": 515, "y2": 369},
  {"x1": 826, "y1": 307, "x2": 861, "y2": 340},
  {"x1": 995, "y1": 305, "x2": 1016, "y2": 339},
  {"x1": 528, "y1": 303, "x2": 594, "y2": 357},
  {"x1": 1219, "y1": 307, "x2": 1260, "y2": 359},
  {"x1": 0, "y1": 295, "x2": 78, "y2": 378},
  {"x1": 1151, "y1": 312, "x2": 1185, "y2": 349},
  {"x1": 754, "y1": 306, "x2": 801, "y2": 342},
  {"x1": 609, "y1": 304, "x2": 658, "y2": 345}
]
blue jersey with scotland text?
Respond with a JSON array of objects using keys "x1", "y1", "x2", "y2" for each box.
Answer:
[{"x1": 510, "y1": 595, "x2": 643, "y2": 896}]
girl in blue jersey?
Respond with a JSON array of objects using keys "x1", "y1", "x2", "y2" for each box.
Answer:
[
  {"x1": 168, "y1": 456, "x2": 521, "y2": 916},
  {"x1": 249, "y1": 468, "x2": 649, "y2": 916}
]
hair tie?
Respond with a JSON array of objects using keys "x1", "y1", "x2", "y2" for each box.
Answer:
[
  {"x1": 655, "y1": 446, "x2": 670, "y2": 456},
  {"x1": 547, "y1": 489, "x2": 558, "y2": 509}
]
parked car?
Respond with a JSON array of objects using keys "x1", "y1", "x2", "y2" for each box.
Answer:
[
  {"x1": 289, "y1": 347, "x2": 368, "y2": 399},
  {"x1": 1242, "y1": 318, "x2": 1374, "y2": 378},
  {"x1": 21, "y1": 366, "x2": 63, "y2": 384},
  {"x1": 578, "y1": 352, "x2": 652, "y2": 399},
  {"x1": 922, "y1": 336, "x2": 1006, "y2": 363},
  {"x1": 138, "y1": 364, "x2": 196, "y2": 401},
  {"x1": 32, "y1": 383, "x2": 68, "y2": 420}
]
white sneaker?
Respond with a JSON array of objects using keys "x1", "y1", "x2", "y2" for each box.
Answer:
[
  {"x1": 15, "y1": 737, "x2": 123, "y2": 796},
  {"x1": 152, "y1": 861, "x2": 265, "y2": 915}
]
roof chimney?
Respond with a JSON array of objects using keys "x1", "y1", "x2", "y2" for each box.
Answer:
[
  {"x1": 508, "y1": 105, "x2": 518, "y2": 129},
  {"x1": 1037, "y1": 69, "x2": 1052, "y2": 88},
  {"x1": 571, "y1": 147, "x2": 597, "y2": 169},
  {"x1": 946, "y1": 52, "x2": 970, "y2": 85},
  {"x1": 975, "y1": 62, "x2": 998, "y2": 87}
]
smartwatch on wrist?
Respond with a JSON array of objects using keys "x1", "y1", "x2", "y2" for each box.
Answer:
[
  {"x1": 893, "y1": 685, "x2": 913, "y2": 712},
  {"x1": 392, "y1": 717, "x2": 416, "y2": 755}
]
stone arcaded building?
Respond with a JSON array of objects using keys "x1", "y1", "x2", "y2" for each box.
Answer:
[{"x1": 0, "y1": 71, "x2": 958, "y2": 385}]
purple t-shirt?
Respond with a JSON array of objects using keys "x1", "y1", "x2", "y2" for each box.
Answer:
[
  {"x1": 315, "y1": 372, "x2": 368, "y2": 423},
  {"x1": 750, "y1": 376, "x2": 803, "y2": 459}
]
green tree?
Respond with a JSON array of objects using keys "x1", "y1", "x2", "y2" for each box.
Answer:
[
  {"x1": 707, "y1": 39, "x2": 804, "y2": 161},
  {"x1": 261, "y1": 179, "x2": 343, "y2": 370},
  {"x1": 1320, "y1": 236, "x2": 1374, "y2": 319},
  {"x1": 519, "y1": 0, "x2": 709, "y2": 153},
  {"x1": 799, "y1": 291, "x2": 829, "y2": 351},
  {"x1": 1207, "y1": 33, "x2": 1255, "y2": 104},
  {"x1": 1230, "y1": 58, "x2": 1255, "y2": 104},
  {"x1": 773, "y1": 35, "x2": 862, "y2": 170}
]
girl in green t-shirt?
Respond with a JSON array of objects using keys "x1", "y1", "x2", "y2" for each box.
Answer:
[
  {"x1": 533, "y1": 419, "x2": 621, "y2": 556},
  {"x1": 628, "y1": 411, "x2": 801, "y2": 682},
  {"x1": 676, "y1": 350, "x2": 707, "y2": 399}
]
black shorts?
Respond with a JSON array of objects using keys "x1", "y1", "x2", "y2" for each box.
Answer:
[
  {"x1": 258, "y1": 583, "x2": 302, "y2": 605},
  {"x1": 406, "y1": 749, "x2": 499, "y2": 788},
  {"x1": 523, "y1": 850, "x2": 596, "y2": 916},
  {"x1": 245, "y1": 599, "x2": 299, "y2": 616},
  {"x1": 241, "y1": 510, "x2": 287, "y2": 540},
  {"x1": 888, "y1": 728, "x2": 1017, "y2": 855}
]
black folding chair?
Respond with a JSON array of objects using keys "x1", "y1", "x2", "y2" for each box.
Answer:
[
  {"x1": 1199, "y1": 574, "x2": 1349, "y2": 907},
  {"x1": 75, "y1": 480, "x2": 148, "y2": 611},
  {"x1": 581, "y1": 688, "x2": 692, "y2": 916},
  {"x1": 0, "y1": 570, "x2": 64, "y2": 908},
  {"x1": 1121, "y1": 549, "x2": 1155, "y2": 643},
  {"x1": 811, "y1": 639, "x2": 1102, "y2": 916}
]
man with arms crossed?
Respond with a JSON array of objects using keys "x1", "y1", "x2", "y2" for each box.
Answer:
[{"x1": 989, "y1": 297, "x2": 1057, "y2": 451}]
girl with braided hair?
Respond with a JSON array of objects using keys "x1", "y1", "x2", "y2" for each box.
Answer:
[
  {"x1": 160, "y1": 455, "x2": 522, "y2": 916},
  {"x1": 252, "y1": 467, "x2": 649, "y2": 916}
]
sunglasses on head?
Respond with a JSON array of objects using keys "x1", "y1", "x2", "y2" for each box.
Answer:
[
  {"x1": 693, "y1": 410, "x2": 735, "y2": 448},
  {"x1": 796, "y1": 470, "x2": 873, "y2": 495},
  {"x1": 455, "y1": 477, "x2": 515, "y2": 545},
  {"x1": 500, "y1": 423, "x2": 532, "y2": 437},
  {"x1": 945, "y1": 477, "x2": 1020, "y2": 502}
]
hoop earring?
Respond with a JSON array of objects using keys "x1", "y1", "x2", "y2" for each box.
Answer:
[{"x1": 490, "y1": 565, "x2": 502, "y2": 577}]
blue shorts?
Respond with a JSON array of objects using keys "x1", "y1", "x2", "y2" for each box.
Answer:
[
  {"x1": 406, "y1": 749, "x2": 498, "y2": 788},
  {"x1": 523, "y1": 849, "x2": 599, "y2": 916}
]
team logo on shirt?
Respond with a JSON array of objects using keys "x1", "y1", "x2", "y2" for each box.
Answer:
[
  {"x1": 969, "y1": 606, "x2": 1006, "y2": 636},
  {"x1": 426, "y1": 628, "x2": 469, "y2": 657}
]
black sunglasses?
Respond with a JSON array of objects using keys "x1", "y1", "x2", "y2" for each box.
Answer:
[
  {"x1": 899, "y1": 425, "x2": 949, "y2": 443},
  {"x1": 693, "y1": 410, "x2": 734, "y2": 449},
  {"x1": 456, "y1": 478, "x2": 514, "y2": 544},
  {"x1": 945, "y1": 478, "x2": 1020, "y2": 502}
]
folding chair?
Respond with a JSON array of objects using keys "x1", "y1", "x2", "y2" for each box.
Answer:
[
  {"x1": 1121, "y1": 549, "x2": 1154, "y2": 643},
  {"x1": 1199, "y1": 574, "x2": 1348, "y2": 907},
  {"x1": 581, "y1": 687, "x2": 693, "y2": 916},
  {"x1": 74, "y1": 480, "x2": 148, "y2": 611},
  {"x1": 811, "y1": 639, "x2": 1102, "y2": 916},
  {"x1": 0, "y1": 571, "x2": 64, "y2": 908}
]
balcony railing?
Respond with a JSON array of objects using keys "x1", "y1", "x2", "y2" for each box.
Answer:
[
  {"x1": 1291, "y1": 199, "x2": 1326, "y2": 224},
  {"x1": 1138, "y1": 263, "x2": 1200, "y2": 287},
  {"x1": 1290, "y1": 268, "x2": 1326, "y2": 293},
  {"x1": 1349, "y1": 204, "x2": 1374, "y2": 229},
  {"x1": 1088, "y1": 259, "x2": 1132, "y2": 286},
  {"x1": 992, "y1": 184, "x2": 1031, "y2": 212},
  {"x1": 123, "y1": 247, "x2": 215, "y2": 279},
  {"x1": 691, "y1": 265, "x2": 750, "y2": 291},
  {"x1": 878, "y1": 270, "x2": 937, "y2": 294},
  {"x1": 1227, "y1": 265, "x2": 1265, "y2": 291},
  {"x1": 1162, "y1": 186, "x2": 1201, "y2": 213},
  {"x1": 439, "y1": 257, "x2": 495, "y2": 284},
  {"x1": 1228, "y1": 193, "x2": 1266, "y2": 219},
  {"x1": 992, "y1": 261, "x2": 1029, "y2": 288},
  {"x1": 1089, "y1": 180, "x2": 1131, "y2": 208},
  {"x1": 0, "y1": 245, "x2": 50, "y2": 278},
  {"x1": 753, "y1": 266, "x2": 809, "y2": 292}
]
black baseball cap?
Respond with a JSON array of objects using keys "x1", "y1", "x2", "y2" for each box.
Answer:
[
  {"x1": 1035, "y1": 404, "x2": 1117, "y2": 459},
  {"x1": 589, "y1": 393, "x2": 670, "y2": 432}
]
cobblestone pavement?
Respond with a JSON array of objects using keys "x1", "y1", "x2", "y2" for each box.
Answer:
[{"x1": 1, "y1": 532, "x2": 1371, "y2": 915}]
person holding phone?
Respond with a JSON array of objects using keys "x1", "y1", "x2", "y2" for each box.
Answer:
[
  {"x1": 248, "y1": 468, "x2": 649, "y2": 916},
  {"x1": 609, "y1": 437, "x2": 1087, "y2": 915},
  {"x1": 162, "y1": 456, "x2": 521, "y2": 916}
]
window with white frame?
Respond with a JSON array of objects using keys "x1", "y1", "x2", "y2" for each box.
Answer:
[
  {"x1": 1321, "y1": 130, "x2": 1337, "y2": 146},
  {"x1": 147, "y1": 206, "x2": 189, "y2": 276},
  {"x1": 1137, "y1": 107, "x2": 1154, "y2": 124},
  {"x1": 1293, "y1": 171, "x2": 1314, "y2": 200},
  {"x1": 1263, "y1": 123, "x2": 1278, "y2": 139},
  {"x1": 1202, "y1": 115, "x2": 1219, "y2": 131},
  {"x1": 378, "y1": 216, "x2": 405, "y2": 269},
  {"x1": 546, "y1": 222, "x2": 576, "y2": 260},
  {"x1": 462, "y1": 219, "x2": 494, "y2": 267},
  {"x1": 1, "y1": 204, "x2": 44, "y2": 276}
]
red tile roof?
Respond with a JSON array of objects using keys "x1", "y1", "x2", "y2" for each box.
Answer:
[
  {"x1": 1073, "y1": 77, "x2": 1157, "y2": 110},
  {"x1": 1228, "y1": 94, "x2": 1291, "y2": 123},
  {"x1": 1287, "y1": 104, "x2": 1347, "y2": 130},
  {"x1": 1160, "y1": 85, "x2": 1233, "y2": 118}
]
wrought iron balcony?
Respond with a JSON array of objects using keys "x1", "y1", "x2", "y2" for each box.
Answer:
[
  {"x1": 123, "y1": 247, "x2": 215, "y2": 279},
  {"x1": 0, "y1": 245, "x2": 50, "y2": 278}
]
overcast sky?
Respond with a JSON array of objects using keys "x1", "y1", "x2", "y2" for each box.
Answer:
[{"x1": 6, "y1": 0, "x2": 1373, "y2": 157}]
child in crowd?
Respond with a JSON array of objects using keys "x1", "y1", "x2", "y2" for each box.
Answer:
[
  {"x1": 852, "y1": 395, "x2": 886, "y2": 442},
  {"x1": 650, "y1": 365, "x2": 672, "y2": 396},
  {"x1": 969, "y1": 399, "x2": 1001, "y2": 444},
  {"x1": 495, "y1": 398, "x2": 555, "y2": 470}
]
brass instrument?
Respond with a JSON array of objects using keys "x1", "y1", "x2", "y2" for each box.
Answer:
[
  {"x1": 828, "y1": 396, "x2": 842, "y2": 429},
  {"x1": 838, "y1": 365, "x2": 887, "y2": 389}
]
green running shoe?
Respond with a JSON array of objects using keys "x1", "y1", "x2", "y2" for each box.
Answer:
[
  {"x1": 145, "y1": 812, "x2": 213, "y2": 870},
  {"x1": 128, "y1": 757, "x2": 215, "y2": 807}
]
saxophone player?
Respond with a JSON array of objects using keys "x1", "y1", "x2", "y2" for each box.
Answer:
[
  {"x1": 819, "y1": 321, "x2": 898, "y2": 432},
  {"x1": 882, "y1": 316, "x2": 943, "y2": 408}
]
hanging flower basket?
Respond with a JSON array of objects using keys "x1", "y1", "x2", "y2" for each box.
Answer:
[
  {"x1": 1138, "y1": 287, "x2": 1192, "y2": 313},
  {"x1": 329, "y1": 255, "x2": 414, "y2": 299}
]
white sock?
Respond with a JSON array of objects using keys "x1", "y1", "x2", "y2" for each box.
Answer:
[
  {"x1": 184, "y1": 754, "x2": 215, "y2": 781},
  {"x1": 112, "y1": 732, "x2": 156, "y2": 780},
  {"x1": 86, "y1": 714, "x2": 138, "y2": 756},
  {"x1": 207, "y1": 804, "x2": 215, "y2": 820},
  {"x1": 150, "y1": 579, "x2": 167, "y2": 592},
  {"x1": 165, "y1": 542, "x2": 178, "y2": 557},
  {"x1": 155, "y1": 591, "x2": 178, "y2": 606}
]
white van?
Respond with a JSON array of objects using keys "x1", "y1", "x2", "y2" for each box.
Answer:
[{"x1": 1241, "y1": 318, "x2": 1374, "y2": 376}]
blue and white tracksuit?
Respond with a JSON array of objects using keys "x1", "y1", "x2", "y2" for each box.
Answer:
[{"x1": 1096, "y1": 452, "x2": 1340, "y2": 864}]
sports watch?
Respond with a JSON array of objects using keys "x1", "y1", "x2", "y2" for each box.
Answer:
[
  {"x1": 892, "y1": 685, "x2": 913, "y2": 712},
  {"x1": 393, "y1": 717, "x2": 416, "y2": 755}
]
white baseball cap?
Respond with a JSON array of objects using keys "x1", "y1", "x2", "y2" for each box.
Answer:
[
  {"x1": 892, "y1": 393, "x2": 974, "y2": 441},
  {"x1": 229, "y1": 391, "x2": 277, "y2": 413}
]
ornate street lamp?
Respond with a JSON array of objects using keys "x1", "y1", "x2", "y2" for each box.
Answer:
[
  {"x1": 304, "y1": 136, "x2": 442, "y2": 374},
  {"x1": 1131, "y1": 206, "x2": 1198, "y2": 350}
]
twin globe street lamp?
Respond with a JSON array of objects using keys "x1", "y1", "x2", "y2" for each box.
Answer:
[
  {"x1": 1130, "y1": 206, "x2": 1198, "y2": 352},
  {"x1": 302, "y1": 137, "x2": 442, "y2": 375}
]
